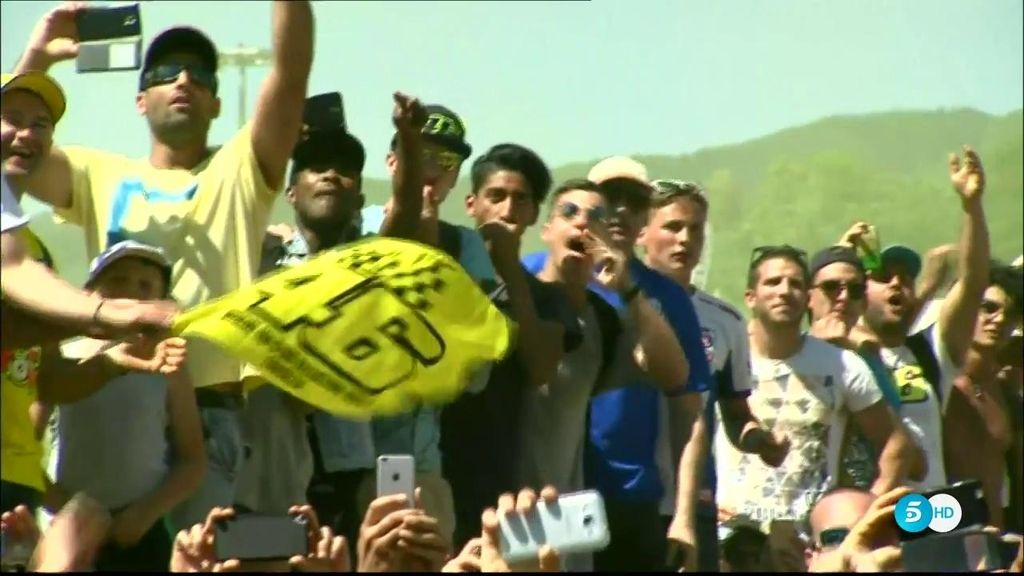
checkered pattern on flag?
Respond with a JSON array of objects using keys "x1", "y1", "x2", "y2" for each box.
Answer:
[{"x1": 172, "y1": 237, "x2": 515, "y2": 418}]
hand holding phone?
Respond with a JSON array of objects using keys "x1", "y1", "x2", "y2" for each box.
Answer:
[
  {"x1": 497, "y1": 489, "x2": 609, "y2": 566},
  {"x1": 898, "y1": 480, "x2": 988, "y2": 542}
]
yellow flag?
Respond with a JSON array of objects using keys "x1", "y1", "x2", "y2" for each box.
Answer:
[{"x1": 172, "y1": 237, "x2": 515, "y2": 418}]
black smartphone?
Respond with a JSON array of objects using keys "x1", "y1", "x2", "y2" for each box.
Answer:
[
  {"x1": 303, "y1": 92, "x2": 347, "y2": 132},
  {"x1": 902, "y1": 528, "x2": 1013, "y2": 572},
  {"x1": 899, "y1": 480, "x2": 989, "y2": 542},
  {"x1": 76, "y1": 4, "x2": 141, "y2": 42},
  {"x1": 213, "y1": 514, "x2": 309, "y2": 561},
  {"x1": 75, "y1": 4, "x2": 142, "y2": 73}
]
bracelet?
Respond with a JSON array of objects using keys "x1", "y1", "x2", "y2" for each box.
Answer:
[
  {"x1": 622, "y1": 284, "x2": 642, "y2": 303},
  {"x1": 92, "y1": 299, "x2": 107, "y2": 326}
]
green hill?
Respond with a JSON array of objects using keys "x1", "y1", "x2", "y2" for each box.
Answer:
[{"x1": 29, "y1": 107, "x2": 1023, "y2": 311}]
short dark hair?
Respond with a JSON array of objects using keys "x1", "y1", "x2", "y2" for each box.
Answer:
[
  {"x1": 747, "y1": 245, "x2": 810, "y2": 289},
  {"x1": 990, "y1": 262, "x2": 1024, "y2": 317},
  {"x1": 469, "y1": 143, "x2": 552, "y2": 206},
  {"x1": 650, "y1": 179, "x2": 709, "y2": 212},
  {"x1": 547, "y1": 178, "x2": 605, "y2": 209}
]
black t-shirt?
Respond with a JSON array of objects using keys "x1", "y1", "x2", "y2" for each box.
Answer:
[{"x1": 440, "y1": 267, "x2": 581, "y2": 542}]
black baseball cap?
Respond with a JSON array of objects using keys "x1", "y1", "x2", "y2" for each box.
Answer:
[
  {"x1": 292, "y1": 129, "x2": 366, "y2": 175},
  {"x1": 292, "y1": 93, "x2": 366, "y2": 175},
  {"x1": 391, "y1": 103, "x2": 472, "y2": 159},
  {"x1": 810, "y1": 245, "x2": 866, "y2": 280},
  {"x1": 140, "y1": 26, "x2": 219, "y2": 90}
]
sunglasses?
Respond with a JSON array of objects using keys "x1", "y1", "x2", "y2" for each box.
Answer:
[
  {"x1": 817, "y1": 527, "x2": 850, "y2": 550},
  {"x1": 556, "y1": 201, "x2": 607, "y2": 223},
  {"x1": 980, "y1": 299, "x2": 1009, "y2": 317},
  {"x1": 750, "y1": 244, "x2": 808, "y2": 269},
  {"x1": 814, "y1": 279, "x2": 866, "y2": 300},
  {"x1": 141, "y1": 63, "x2": 218, "y2": 93},
  {"x1": 423, "y1": 148, "x2": 462, "y2": 173}
]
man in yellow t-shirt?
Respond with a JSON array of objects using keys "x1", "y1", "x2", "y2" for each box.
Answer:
[{"x1": 11, "y1": 1, "x2": 314, "y2": 529}]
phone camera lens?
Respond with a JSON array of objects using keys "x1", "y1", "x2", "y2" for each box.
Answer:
[
  {"x1": 392, "y1": 473, "x2": 400, "y2": 482},
  {"x1": 583, "y1": 515, "x2": 593, "y2": 527}
]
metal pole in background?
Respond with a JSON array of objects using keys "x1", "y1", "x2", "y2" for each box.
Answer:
[{"x1": 218, "y1": 45, "x2": 272, "y2": 129}]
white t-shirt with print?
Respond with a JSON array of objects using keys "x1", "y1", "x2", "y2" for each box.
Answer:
[
  {"x1": 878, "y1": 324, "x2": 958, "y2": 490},
  {"x1": 1, "y1": 175, "x2": 28, "y2": 234},
  {"x1": 656, "y1": 290, "x2": 752, "y2": 516},
  {"x1": 715, "y1": 336, "x2": 883, "y2": 522}
]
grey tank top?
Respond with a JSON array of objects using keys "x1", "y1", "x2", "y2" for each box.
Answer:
[{"x1": 48, "y1": 371, "x2": 170, "y2": 510}]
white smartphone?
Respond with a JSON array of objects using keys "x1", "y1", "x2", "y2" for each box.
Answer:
[
  {"x1": 499, "y1": 489, "x2": 611, "y2": 564},
  {"x1": 376, "y1": 454, "x2": 415, "y2": 507}
]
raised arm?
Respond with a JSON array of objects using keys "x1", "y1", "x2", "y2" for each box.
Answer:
[
  {"x1": 852, "y1": 401, "x2": 917, "y2": 495},
  {"x1": 378, "y1": 93, "x2": 426, "y2": 240},
  {"x1": 938, "y1": 147, "x2": 990, "y2": 366},
  {"x1": 249, "y1": 0, "x2": 315, "y2": 191},
  {"x1": 10, "y1": 3, "x2": 85, "y2": 209}
]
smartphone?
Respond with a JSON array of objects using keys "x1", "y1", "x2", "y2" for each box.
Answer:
[
  {"x1": 899, "y1": 480, "x2": 989, "y2": 542},
  {"x1": 498, "y1": 490, "x2": 611, "y2": 565},
  {"x1": 75, "y1": 4, "x2": 142, "y2": 73},
  {"x1": 376, "y1": 454, "x2": 415, "y2": 507},
  {"x1": 303, "y1": 92, "x2": 346, "y2": 132},
  {"x1": 902, "y1": 528, "x2": 1012, "y2": 572},
  {"x1": 213, "y1": 514, "x2": 309, "y2": 561}
]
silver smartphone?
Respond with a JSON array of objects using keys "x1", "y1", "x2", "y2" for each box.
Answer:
[
  {"x1": 499, "y1": 490, "x2": 611, "y2": 565},
  {"x1": 376, "y1": 454, "x2": 415, "y2": 507}
]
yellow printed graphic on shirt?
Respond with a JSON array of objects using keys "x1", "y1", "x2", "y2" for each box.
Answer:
[
  {"x1": 895, "y1": 365, "x2": 930, "y2": 404},
  {"x1": 173, "y1": 237, "x2": 516, "y2": 419}
]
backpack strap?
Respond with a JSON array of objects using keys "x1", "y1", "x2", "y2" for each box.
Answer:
[
  {"x1": 438, "y1": 221, "x2": 463, "y2": 261},
  {"x1": 586, "y1": 290, "x2": 622, "y2": 386},
  {"x1": 258, "y1": 232, "x2": 288, "y2": 277},
  {"x1": 905, "y1": 330, "x2": 942, "y2": 403}
]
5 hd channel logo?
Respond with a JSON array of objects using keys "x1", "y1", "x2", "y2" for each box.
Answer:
[{"x1": 895, "y1": 492, "x2": 963, "y2": 534}]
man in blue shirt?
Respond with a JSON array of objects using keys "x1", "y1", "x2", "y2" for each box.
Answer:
[{"x1": 522, "y1": 156, "x2": 711, "y2": 571}]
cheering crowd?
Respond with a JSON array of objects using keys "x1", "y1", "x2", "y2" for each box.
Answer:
[{"x1": 2, "y1": 1, "x2": 1023, "y2": 572}]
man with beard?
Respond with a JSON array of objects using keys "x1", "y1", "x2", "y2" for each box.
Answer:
[
  {"x1": 943, "y1": 263, "x2": 1022, "y2": 529},
  {"x1": 715, "y1": 245, "x2": 913, "y2": 572},
  {"x1": 12, "y1": 1, "x2": 316, "y2": 531},
  {"x1": 638, "y1": 179, "x2": 789, "y2": 572},
  {"x1": 857, "y1": 147, "x2": 991, "y2": 491}
]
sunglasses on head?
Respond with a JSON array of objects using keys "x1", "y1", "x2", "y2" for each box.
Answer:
[
  {"x1": 141, "y1": 63, "x2": 218, "y2": 93},
  {"x1": 814, "y1": 279, "x2": 866, "y2": 300},
  {"x1": 556, "y1": 201, "x2": 607, "y2": 223},
  {"x1": 750, "y1": 244, "x2": 808, "y2": 269},
  {"x1": 423, "y1": 148, "x2": 462, "y2": 173}
]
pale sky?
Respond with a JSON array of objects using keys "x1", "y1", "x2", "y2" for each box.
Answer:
[{"x1": 2, "y1": 0, "x2": 1022, "y2": 188}]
